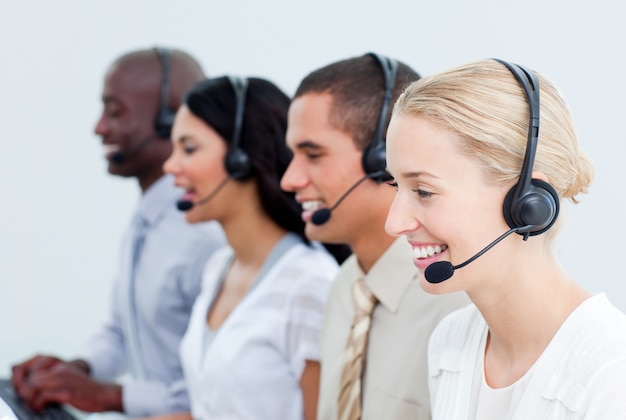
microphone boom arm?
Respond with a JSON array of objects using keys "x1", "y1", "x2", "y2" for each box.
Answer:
[
  {"x1": 327, "y1": 173, "x2": 375, "y2": 212},
  {"x1": 454, "y1": 226, "x2": 522, "y2": 270}
]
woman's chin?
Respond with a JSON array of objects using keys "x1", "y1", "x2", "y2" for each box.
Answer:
[
  {"x1": 184, "y1": 210, "x2": 210, "y2": 225},
  {"x1": 419, "y1": 274, "x2": 455, "y2": 295}
]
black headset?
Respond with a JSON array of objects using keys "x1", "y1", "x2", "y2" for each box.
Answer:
[
  {"x1": 361, "y1": 52, "x2": 399, "y2": 183},
  {"x1": 494, "y1": 59, "x2": 560, "y2": 239},
  {"x1": 224, "y1": 75, "x2": 252, "y2": 181},
  {"x1": 153, "y1": 47, "x2": 177, "y2": 139}
]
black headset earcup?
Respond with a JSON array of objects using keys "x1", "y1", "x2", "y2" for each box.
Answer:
[
  {"x1": 224, "y1": 76, "x2": 250, "y2": 181},
  {"x1": 154, "y1": 108, "x2": 175, "y2": 139},
  {"x1": 153, "y1": 47, "x2": 176, "y2": 139},
  {"x1": 361, "y1": 141, "x2": 392, "y2": 182},
  {"x1": 362, "y1": 53, "x2": 397, "y2": 183},
  {"x1": 503, "y1": 179, "x2": 560, "y2": 236},
  {"x1": 225, "y1": 148, "x2": 251, "y2": 181}
]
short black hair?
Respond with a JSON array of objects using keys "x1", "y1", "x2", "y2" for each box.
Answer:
[{"x1": 295, "y1": 53, "x2": 421, "y2": 150}]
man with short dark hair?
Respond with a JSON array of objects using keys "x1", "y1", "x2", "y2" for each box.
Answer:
[
  {"x1": 281, "y1": 53, "x2": 469, "y2": 419},
  {"x1": 11, "y1": 47, "x2": 225, "y2": 417}
]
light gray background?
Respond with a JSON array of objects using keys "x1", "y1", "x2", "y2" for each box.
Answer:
[{"x1": 1, "y1": 0, "x2": 624, "y2": 376}]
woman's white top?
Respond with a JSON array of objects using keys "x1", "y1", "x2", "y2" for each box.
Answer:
[
  {"x1": 428, "y1": 294, "x2": 626, "y2": 420},
  {"x1": 470, "y1": 328, "x2": 535, "y2": 420},
  {"x1": 180, "y1": 237, "x2": 338, "y2": 419}
]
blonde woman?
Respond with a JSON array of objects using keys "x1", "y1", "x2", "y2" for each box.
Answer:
[{"x1": 385, "y1": 59, "x2": 626, "y2": 419}]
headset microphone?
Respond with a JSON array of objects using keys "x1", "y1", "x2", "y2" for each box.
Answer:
[
  {"x1": 176, "y1": 175, "x2": 232, "y2": 211},
  {"x1": 176, "y1": 199, "x2": 194, "y2": 212},
  {"x1": 311, "y1": 170, "x2": 387, "y2": 225},
  {"x1": 110, "y1": 134, "x2": 156, "y2": 164},
  {"x1": 424, "y1": 227, "x2": 524, "y2": 283}
]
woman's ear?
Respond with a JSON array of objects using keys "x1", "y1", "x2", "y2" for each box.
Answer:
[{"x1": 531, "y1": 170, "x2": 549, "y2": 183}]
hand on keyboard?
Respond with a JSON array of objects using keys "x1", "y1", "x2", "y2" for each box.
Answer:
[
  {"x1": 11, "y1": 355, "x2": 122, "y2": 414},
  {"x1": 0, "y1": 378, "x2": 76, "y2": 420}
]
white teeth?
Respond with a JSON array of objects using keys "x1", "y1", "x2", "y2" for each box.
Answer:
[
  {"x1": 413, "y1": 244, "x2": 448, "y2": 260},
  {"x1": 302, "y1": 200, "x2": 323, "y2": 211},
  {"x1": 104, "y1": 144, "x2": 120, "y2": 153}
]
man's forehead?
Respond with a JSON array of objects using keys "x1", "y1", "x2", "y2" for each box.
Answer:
[
  {"x1": 288, "y1": 94, "x2": 335, "y2": 131},
  {"x1": 286, "y1": 123, "x2": 358, "y2": 155},
  {"x1": 103, "y1": 62, "x2": 158, "y2": 100},
  {"x1": 107, "y1": 60, "x2": 155, "y2": 85}
]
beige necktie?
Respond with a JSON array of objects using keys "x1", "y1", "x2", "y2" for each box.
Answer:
[{"x1": 338, "y1": 278, "x2": 378, "y2": 420}]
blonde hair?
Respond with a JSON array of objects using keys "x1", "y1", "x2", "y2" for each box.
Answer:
[{"x1": 394, "y1": 59, "x2": 594, "y2": 205}]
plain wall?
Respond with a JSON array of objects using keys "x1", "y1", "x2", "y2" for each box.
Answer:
[{"x1": 1, "y1": 0, "x2": 625, "y2": 375}]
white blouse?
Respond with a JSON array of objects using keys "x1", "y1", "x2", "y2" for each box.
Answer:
[
  {"x1": 428, "y1": 294, "x2": 626, "y2": 419},
  {"x1": 180, "y1": 238, "x2": 338, "y2": 420}
]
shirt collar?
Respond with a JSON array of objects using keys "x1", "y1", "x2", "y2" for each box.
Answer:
[
  {"x1": 350, "y1": 237, "x2": 419, "y2": 313},
  {"x1": 135, "y1": 174, "x2": 181, "y2": 226}
]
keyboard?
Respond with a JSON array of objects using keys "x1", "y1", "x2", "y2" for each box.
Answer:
[{"x1": 0, "y1": 378, "x2": 76, "y2": 420}]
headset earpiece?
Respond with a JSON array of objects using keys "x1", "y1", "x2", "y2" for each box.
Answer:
[
  {"x1": 361, "y1": 141, "x2": 388, "y2": 181},
  {"x1": 494, "y1": 59, "x2": 560, "y2": 238},
  {"x1": 225, "y1": 76, "x2": 251, "y2": 181},
  {"x1": 153, "y1": 47, "x2": 177, "y2": 139},
  {"x1": 362, "y1": 53, "x2": 399, "y2": 183},
  {"x1": 154, "y1": 106, "x2": 175, "y2": 139},
  {"x1": 225, "y1": 147, "x2": 251, "y2": 181},
  {"x1": 503, "y1": 178, "x2": 559, "y2": 236}
]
